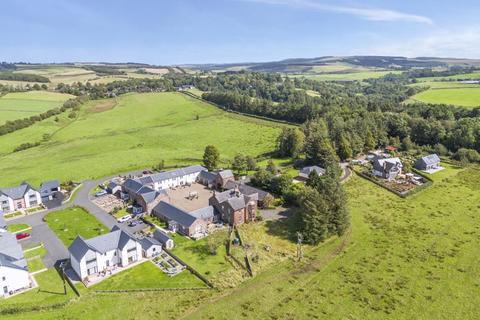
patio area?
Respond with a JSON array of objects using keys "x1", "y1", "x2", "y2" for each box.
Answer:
[{"x1": 423, "y1": 166, "x2": 445, "y2": 174}]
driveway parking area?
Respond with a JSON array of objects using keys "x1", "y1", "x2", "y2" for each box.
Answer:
[
  {"x1": 91, "y1": 194, "x2": 124, "y2": 213},
  {"x1": 167, "y1": 183, "x2": 213, "y2": 212}
]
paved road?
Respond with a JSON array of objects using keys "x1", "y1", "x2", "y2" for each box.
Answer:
[
  {"x1": 6, "y1": 169, "x2": 148, "y2": 268},
  {"x1": 11, "y1": 205, "x2": 70, "y2": 268}
]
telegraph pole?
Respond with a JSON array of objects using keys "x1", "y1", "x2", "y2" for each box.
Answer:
[{"x1": 296, "y1": 232, "x2": 303, "y2": 261}]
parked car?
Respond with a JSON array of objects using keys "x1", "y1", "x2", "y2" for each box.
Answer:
[
  {"x1": 117, "y1": 214, "x2": 133, "y2": 223},
  {"x1": 128, "y1": 220, "x2": 142, "y2": 227},
  {"x1": 16, "y1": 233, "x2": 30, "y2": 240},
  {"x1": 95, "y1": 190, "x2": 108, "y2": 197},
  {"x1": 143, "y1": 170, "x2": 153, "y2": 175}
]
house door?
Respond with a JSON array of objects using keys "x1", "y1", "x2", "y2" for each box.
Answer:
[
  {"x1": 87, "y1": 267, "x2": 97, "y2": 275},
  {"x1": 3, "y1": 286, "x2": 8, "y2": 295},
  {"x1": 106, "y1": 260, "x2": 109, "y2": 267}
]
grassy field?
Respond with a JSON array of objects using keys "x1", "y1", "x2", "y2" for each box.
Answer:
[
  {"x1": 44, "y1": 207, "x2": 108, "y2": 246},
  {"x1": 3, "y1": 165, "x2": 480, "y2": 319},
  {"x1": 410, "y1": 87, "x2": 480, "y2": 107},
  {"x1": 0, "y1": 90, "x2": 73, "y2": 125},
  {"x1": 93, "y1": 261, "x2": 206, "y2": 290},
  {"x1": 417, "y1": 72, "x2": 480, "y2": 82},
  {"x1": 0, "y1": 92, "x2": 281, "y2": 185},
  {"x1": 291, "y1": 70, "x2": 401, "y2": 81}
]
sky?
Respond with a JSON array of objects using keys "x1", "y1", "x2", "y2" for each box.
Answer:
[{"x1": 1, "y1": 0, "x2": 480, "y2": 65}]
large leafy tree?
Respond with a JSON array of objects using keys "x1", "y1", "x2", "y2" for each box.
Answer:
[{"x1": 203, "y1": 145, "x2": 220, "y2": 171}]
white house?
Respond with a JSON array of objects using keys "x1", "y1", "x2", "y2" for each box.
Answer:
[
  {"x1": 0, "y1": 230, "x2": 31, "y2": 297},
  {"x1": 137, "y1": 165, "x2": 206, "y2": 191},
  {"x1": 372, "y1": 157, "x2": 403, "y2": 180},
  {"x1": 139, "y1": 237, "x2": 162, "y2": 258},
  {"x1": 68, "y1": 226, "x2": 142, "y2": 280},
  {"x1": 0, "y1": 182, "x2": 42, "y2": 213}
]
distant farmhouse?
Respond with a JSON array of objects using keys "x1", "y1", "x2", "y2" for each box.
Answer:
[
  {"x1": 372, "y1": 157, "x2": 403, "y2": 180},
  {"x1": 296, "y1": 166, "x2": 326, "y2": 182},
  {"x1": 68, "y1": 226, "x2": 142, "y2": 280},
  {"x1": 0, "y1": 230, "x2": 31, "y2": 297},
  {"x1": 0, "y1": 182, "x2": 42, "y2": 213},
  {"x1": 415, "y1": 154, "x2": 441, "y2": 172}
]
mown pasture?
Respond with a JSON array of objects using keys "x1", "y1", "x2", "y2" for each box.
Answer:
[
  {"x1": 0, "y1": 90, "x2": 73, "y2": 125},
  {"x1": 4, "y1": 165, "x2": 479, "y2": 319},
  {"x1": 0, "y1": 92, "x2": 281, "y2": 185},
  {"x1": 410, "y1": 87, "x2": 480, "y2": 108}
]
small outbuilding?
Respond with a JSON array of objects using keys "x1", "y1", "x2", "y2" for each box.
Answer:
[
  {"x1": 153, "y1": 229, "x2": 175, "y2": 250},
  {"x1": 139, "y1": 237, "x2": 162, "y2": 258},
  {"x1": 415, "y1": 154, "x2": 441, "y2": 171}
]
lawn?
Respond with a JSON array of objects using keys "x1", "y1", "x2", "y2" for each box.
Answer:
[
  {"x1": 0, "y1": 90, "x2": 73, "y2": 125},
  {"x1": 24, "y1": 245, "x2": 47, "y2": 259},
  {"x1": 44, "y1": 207, "x2": 108, "y2": 246},
  {"x1": 0, "y1": 92, "x2": 281, "y2": 185},
  {"x1": 0, "y1": 268, "x2": 77, "y2": 314},
  {"x1": 27, "y1": 257, "x2": 46, "y2": 273},
  {"x1": 6, "y1": 223, "x2": 31, "y2": 233},
  {"x1": 410, "y1": 87, "x2": 480, "y2": 107},
  {"x1": 171, "y1": 231, "x2": 234, "y2": 285},
  {"x1": 93, "y1": 261, "x2": 206, "y2": 290}
]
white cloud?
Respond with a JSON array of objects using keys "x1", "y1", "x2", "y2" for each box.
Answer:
[
  {"x1": 241, "y1": 0, "x2": 433, "y2": 24},
  {"x1": 364, "y1": 27, "x2": 480, "y2": 58}
]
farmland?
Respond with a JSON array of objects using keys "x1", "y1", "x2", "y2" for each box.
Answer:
[
  {"x1": 410, "y1": 87, "x2": 480, "y2": 108},
  {"x1": 291, "y1": 70, "x2": 402, "y2": 81},
  {"x1": 3, "y1": 164, "x2": 479, "y2": 319},
  {"x1": 0, "y1": 90, "x2": 73, "y2": 124},
  {"x1": 0, "y1": 92, "x2": 281, "y2": 185}
]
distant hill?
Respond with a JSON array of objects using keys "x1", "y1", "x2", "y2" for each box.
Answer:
[{"x1": 181, "y1": 56, "x2": 480, "y2": 74}]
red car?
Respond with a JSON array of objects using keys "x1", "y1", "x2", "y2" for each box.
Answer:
[{"x1": 16, "y1": 233, "x2": 30, "y2": 240}]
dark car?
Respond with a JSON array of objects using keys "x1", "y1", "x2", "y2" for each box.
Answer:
[
  {"x1": 16, "y1": 233, "x2": 30, "y2": 240},
  {"x1": 128, "y1": 220, "x2": 142, "y2": 227}
]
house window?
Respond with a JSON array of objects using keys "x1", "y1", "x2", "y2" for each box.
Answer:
[
  {"x1": 29, "y1": 194, "x2": 36, "y2": 198},
  {"x1": 127, "y1": 247, "x2": 136, "y2": 253},
  {"x1": 86, "y1": 258, "x2": 96, "y2": 264},
  {"x1": 152, "y1": 248, "x2": 156, "y2": 252},
  {"x1": 114, "y1": 251, "x2": 117, "y2": 256},
  {"x1": 2, "y1": 277, "x2": 5, "y2": 281},
  {"x1": 1, "y1": 200, "x2": 7, "y2": 205}
]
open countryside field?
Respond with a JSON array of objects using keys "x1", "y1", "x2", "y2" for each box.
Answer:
[
  {"x1": 4, "y1": 164, "x2": 480, "y2": 319},
  {"x1": 0, "y1": 90, "x2": 73, "y2": 125},
  {"x1": 0, "y1": 92, "x2": 281, "y2": 185},
  {"x1": 410, "y1": 88, "x2": 480, "y2": 107},
  {"x1": 292, "y1": 70, "x2": 401, "y2": 81},
  {"x1": 417, "y1": 72, "x2": 480, "y2": 82}
]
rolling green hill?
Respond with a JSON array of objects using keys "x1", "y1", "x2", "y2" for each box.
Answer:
[{"x1": 0, "y1": 92, "x2": 282, "y2": 185}]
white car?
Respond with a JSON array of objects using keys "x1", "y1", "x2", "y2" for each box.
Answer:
[{"x1": 117, "y1": 214, "x2": 132, "y2": 223}]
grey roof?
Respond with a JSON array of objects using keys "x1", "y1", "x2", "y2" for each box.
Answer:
[
  {"x1": 190, "y1": 206, "x2": 215, "y2": 220},
  {"x1": 68, "y1": 227, "x2": 137, "y2": 261},
  {"x1": 218, "y1": 169, "x2": 234, "y2": 179},
  {"x1": 420, "y1": 154, "x2": 440, "y2": 165},
  {"x1": 107, "y1": 181, "x2": 121, "y2": 190},
  {"x1": 137, "y1": 186, "x2": 166, "y2": 204},
  {"x1": 40, "y1": 180, "x2": 60, "y2": 197},
  {"x1": 224, "y1": 181, "x2": 270, "y2": 201},
  {"x1": 152, "y1": 201, "x2": 199, "y2": 228},
  {"x1": 373, "y1": 157, "x2": 402, "y2": 172},
  {"x1": 0, "y1": 231, "x2": 27, "y2": 270},
  {"x1": 153, "y1": 229, "x2": 173, "y2": 244},
  {"x1": 227, "y1": 197, "x2": 248, "y2": 211},
  {"x1": 299, "y1": 166, "x2": 326, "y2": 178},
  {"x1": 213, "y1": 189, "x2": 254, "y2": 211},
  {"x1": 139, "y1": 237, "x2": 162, "y2": 250},
  {"x1": 123, "y1": 178, "x2": 143, "y2": 193},
  {"x1": 198, "y1": 170, "x2": 217, "y2": 183},
  {"x1": 0, "y1": 182, "x2": 36, "y2": 200},
  {"x1": 148, "y1": 165, "x2": 206, "y2": 183}
]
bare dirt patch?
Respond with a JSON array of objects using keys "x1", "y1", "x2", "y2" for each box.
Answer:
[{"x1": 89, "y1": 100, "x2": 117, "y2": 113}]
